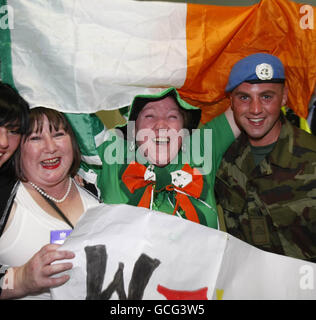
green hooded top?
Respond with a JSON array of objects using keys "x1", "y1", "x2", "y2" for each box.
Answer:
[{"x1": 65, "y1": 87, "x2": 235, "y2": 229}]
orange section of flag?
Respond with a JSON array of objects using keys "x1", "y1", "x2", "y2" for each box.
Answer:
[{"x1": 180, "y1": 0, "x2": 316, "y2": 123}]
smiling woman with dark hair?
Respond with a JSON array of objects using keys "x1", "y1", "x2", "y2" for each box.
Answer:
[
  {"x1": 0, "y1": 107, "x2": 100, "y2": 300},
  {"x1": 14, "y1": 107, "x2": 81, "y2": 181}
]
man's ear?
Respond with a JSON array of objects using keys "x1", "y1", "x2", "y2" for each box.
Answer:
[
  {"x1": 229, "y1": 94, "x2": 234, "y2": 111},
  {"x1": 282, "y1": 86, "x2": 289, "y2": 106}
]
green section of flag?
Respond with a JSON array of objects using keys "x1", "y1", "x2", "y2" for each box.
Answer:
[
  {"x1": 0, "y1": 0, "x2": 14, "y2": 87},
  {"x1": 64, "y1": 112, "x2": 104, "y2": 157}
]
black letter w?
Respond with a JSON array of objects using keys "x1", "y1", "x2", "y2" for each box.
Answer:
[{"x1": 85, "y1": 245, "x2": 160, "y2": 300}]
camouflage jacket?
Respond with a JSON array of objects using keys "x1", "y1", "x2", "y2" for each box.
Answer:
[{"x1": 215, "y1": 116, "x2": 316, "y2": 262}]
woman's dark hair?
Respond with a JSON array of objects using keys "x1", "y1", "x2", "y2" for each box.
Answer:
[
  {"x1": 119, "y1": 91, "x2": 201, "y2": 139},
  {"x1": 15, "y1": 107, "x2": 81, "y2": 181},
  {"x1": 0, "y1": 82, "x2": 29, "y2": 134},
  {"x1": 129, "y1": 91, "x2": 200, "y2": 133}
]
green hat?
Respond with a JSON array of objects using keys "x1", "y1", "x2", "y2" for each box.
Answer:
[{"x1": 118, "y1": 87, "x2": 201, "y2": 138}]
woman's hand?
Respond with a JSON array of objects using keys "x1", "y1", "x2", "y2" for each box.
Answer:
[{"x1": 1, "y1": 243, "x2": 75, "y2": 299}]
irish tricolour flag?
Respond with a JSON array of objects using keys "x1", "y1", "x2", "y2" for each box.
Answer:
[
  {"x1": 0, "y1": 0, "x2": 315, "y2": 122},
  {"x1": 1, "y1": 0, "x2": 316, "y2": 300}
]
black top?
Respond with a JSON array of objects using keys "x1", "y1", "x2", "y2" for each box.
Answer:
[{"x1": 0, "y1": 160, "x2": 17, "y2": 234}]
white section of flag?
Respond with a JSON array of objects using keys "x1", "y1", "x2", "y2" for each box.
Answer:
[{"x1": 9, "y1": 0, "x2": 187, "y2": 112}]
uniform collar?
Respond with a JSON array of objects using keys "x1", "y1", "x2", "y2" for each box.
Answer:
[
  {"x1": 231, "y1": 115, "x2": 295, "y2": 176},
  {"x1": 269, "y1": 116, "x2": 295, "y2": 168}
]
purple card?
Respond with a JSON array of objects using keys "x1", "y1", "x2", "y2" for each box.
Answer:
[{"x1": 50, "y1": 229, "x2": 73, "y2": 244}]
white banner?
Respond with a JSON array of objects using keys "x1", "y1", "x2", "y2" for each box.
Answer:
[{"x1": 51, "y1": 204, "x2": 316, "y2": 300}]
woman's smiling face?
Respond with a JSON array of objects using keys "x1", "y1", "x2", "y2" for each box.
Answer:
[
  {"x1": 135, "y1": 96, "x2": 185, "y2": 166},
  {"x1": 21, "y1": 115, "x2": 74, "y2": 188}
]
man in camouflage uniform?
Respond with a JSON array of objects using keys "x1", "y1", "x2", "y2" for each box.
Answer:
[{"x1": 215, "y1": 53, "x2": 316, "y2": 262}]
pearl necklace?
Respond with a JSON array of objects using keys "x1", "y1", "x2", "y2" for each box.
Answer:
[{"x1": 29, "y1": 178, "x2": 72, "y2": 203}]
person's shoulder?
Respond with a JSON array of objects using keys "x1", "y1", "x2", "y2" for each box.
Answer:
[
  {"x1": 221, "y1": 133, "x2": 248, "y2": 162},
  {"x1": 75, "y1": 181, "x2": 101, "y2": 203},
  {"x1": 292, "y1": 124, "x2": 316, "y2": 153}
]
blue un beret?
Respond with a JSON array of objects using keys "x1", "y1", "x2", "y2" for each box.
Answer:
[{"x1": 225, "y1": 53, "x2": 285, "y2": 92}]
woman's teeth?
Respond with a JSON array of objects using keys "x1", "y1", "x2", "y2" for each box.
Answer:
[
  {"x1": 41, "y1": 158, "x2": 60, "y2": 165},
  {"x1": 153, "y1": 137, "x2": 170, "y2": 144}
]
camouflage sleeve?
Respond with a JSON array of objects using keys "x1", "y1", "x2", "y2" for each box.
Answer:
[{"x1": 215, "y1": 174, "x2": 249, "y2": 242}]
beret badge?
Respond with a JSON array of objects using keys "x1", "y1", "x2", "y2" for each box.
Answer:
[{"x1": 255, "y1": 63, "x2": 274, "y2": 80}]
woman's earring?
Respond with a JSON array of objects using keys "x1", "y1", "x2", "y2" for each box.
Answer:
[{"x1": 181, "y1": 143, "x2": 186, "y2": 153}]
